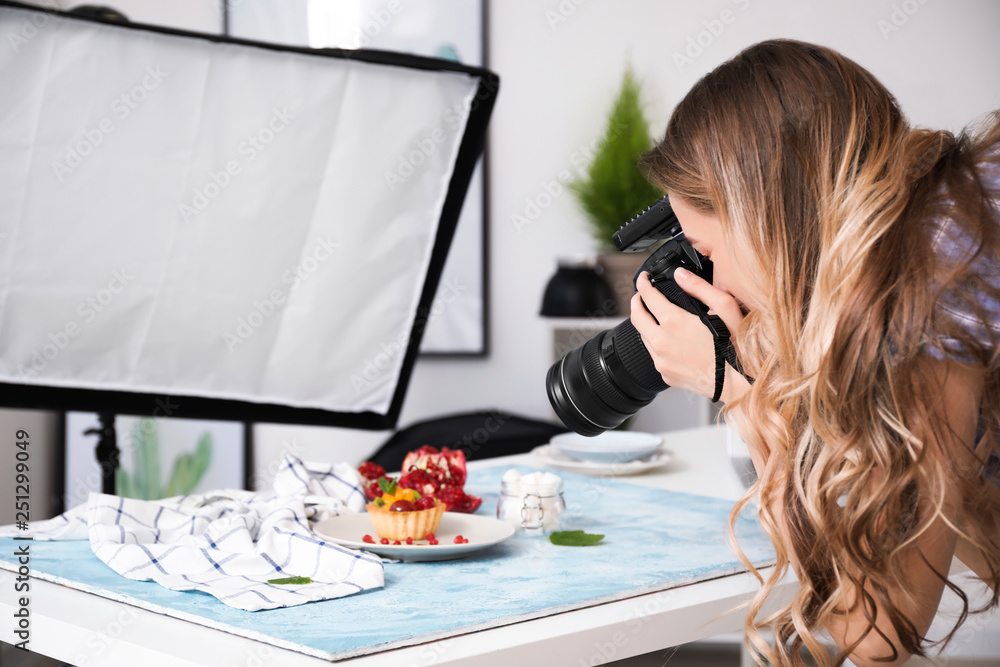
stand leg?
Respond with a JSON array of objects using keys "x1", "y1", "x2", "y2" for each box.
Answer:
[{"x1": 84, "y1": 412, "x2": 118, "y2": 495}]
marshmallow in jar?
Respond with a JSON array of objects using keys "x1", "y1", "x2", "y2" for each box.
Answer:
[{"x1": 497, "y1": 469, "x2": 565, "y2": 534}]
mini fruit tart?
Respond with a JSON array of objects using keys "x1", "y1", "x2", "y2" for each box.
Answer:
[{"x1": 365, "y1": 476, "x2": 445, "y2": 541}]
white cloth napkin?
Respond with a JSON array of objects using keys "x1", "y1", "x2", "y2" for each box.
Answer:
[{"x1": 0, "y1": 455, "x2": 384, "y2": 611}]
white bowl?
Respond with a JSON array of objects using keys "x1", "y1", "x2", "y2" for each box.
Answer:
[{"x1": 550, "y1": 431, "x2": 663, "y2": 464}]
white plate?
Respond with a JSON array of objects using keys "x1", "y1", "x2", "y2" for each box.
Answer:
[
  {"x1": 531, "y1": 443, "x2": 674, "y2": 476},
  {"x1": 550, "y1": 431, "x2": 663, "y2": 463},
  {"x1": 313, "y1": 512, "x2": 515, "y2": 562}
]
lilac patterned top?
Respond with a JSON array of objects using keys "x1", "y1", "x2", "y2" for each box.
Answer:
[{"x1": 926, "y1": 151, "x2": 1000, "y2": 485}]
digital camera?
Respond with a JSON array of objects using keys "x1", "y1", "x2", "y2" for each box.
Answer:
[{"x1": 545, "y1": 196, "x2": 732, "y2": 436}]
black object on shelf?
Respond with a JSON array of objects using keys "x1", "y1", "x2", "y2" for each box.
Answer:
[
  {"x1": 540, "y1": 259, "x2": 618, "y2": 318},
  {"x1": 369, "y1": 411, "x2": 567, "y2": 472}
]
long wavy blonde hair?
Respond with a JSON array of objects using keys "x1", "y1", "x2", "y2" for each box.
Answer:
[{"x1": 641, "y1": 40, "x2": 1000, "y2": 665}]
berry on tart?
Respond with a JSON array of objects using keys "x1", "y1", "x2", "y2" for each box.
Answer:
[
  {"x1": 365, "y1": 476, "x2": 445, "y2": 541},
  {"x1": 358, "y1": 446, "x2": 482, "y2": 512}
]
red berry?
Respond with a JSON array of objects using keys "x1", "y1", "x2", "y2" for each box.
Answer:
[
  {"x1": 405, "y1": 537, "x2": 413, "y2": 545},
  {"x1": 380, "y1": 538, "x2": 389, "y2": 545},
  {"x1": 398, "y1": 469, "x2": 437, "y2": 496},
  {"x1": 389, "y1": 500, "x2": 417, "y2": 512},
  {"x1": 358, "y1": 461, "x2": 386, "y2": 481},
  {"x1": 454, "y1": 535, "x2": 464, "y2": 544},
  {"x1": 363, "y1": 480, "x2": 382, "y2": 501},
  {"x1": 393, "y1": 540, "x2": 401, "y2": 545},
  {"x1": 428, "y1": 539, "x2": 439, "y2": 545},
  {"x1": 363, "y1": 534, "x2": 374, "y2": 544},
  {"x1": 436, "y1": 486, "x2": 482, "y2": 513},
  {"x1": 414, "y1": 496, "x2": 436, "y2": 511},
  {"x1": 426, "y1": 533, "x2": 435, "y2": 540}
]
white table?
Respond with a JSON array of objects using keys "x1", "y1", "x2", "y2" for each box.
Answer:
[{"x1": 0, "y1": 424, "x2": 797, "y2": 666}]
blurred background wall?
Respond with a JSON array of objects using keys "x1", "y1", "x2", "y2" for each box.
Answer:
[{"x1": 3, "y1": 0, "x2": 999, "y2": 523}]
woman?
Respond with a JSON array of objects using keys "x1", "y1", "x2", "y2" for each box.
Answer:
[{"x1": 632, "y1": 39, "x2": 1000, "y2": 666}]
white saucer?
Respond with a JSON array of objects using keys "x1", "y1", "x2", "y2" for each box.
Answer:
[
  {"x1": 313, "y1": 513, "x2": 514, "y2": 562},
  {"x1": 550, "y1": 431, "x2": 664, "y2": 463},
  {"x1": 531, "y1": 443, "x2": 674, "y2": 476}
]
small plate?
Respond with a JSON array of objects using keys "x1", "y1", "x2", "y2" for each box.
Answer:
[
  {"x1": 531, "y1": 444, "x2": 674, "y2": 477},
  {"x1": 313, "y1": 513, "x2": 514, "y2": 562},
  {"x1": 550, "y1": 431, "x2": 663, "y2": 463}
]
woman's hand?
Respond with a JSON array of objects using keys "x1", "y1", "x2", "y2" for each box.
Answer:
[{"x1": 630, "y1": 268, "x2": 748, "y2": 403}]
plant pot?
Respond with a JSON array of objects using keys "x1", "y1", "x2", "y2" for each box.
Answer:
[{"x1": 596, "y1": 251, "x2": 650, "y2": 318}]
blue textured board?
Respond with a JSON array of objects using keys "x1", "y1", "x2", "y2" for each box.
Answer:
[{"x1": 0, "y1": 465, "x2": 775, "y2": 660}]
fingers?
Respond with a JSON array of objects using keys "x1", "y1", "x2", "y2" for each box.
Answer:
[
  {"x1": 672, "y1": 267, "x2": 745, "y2": 335},
  {"x1": 629, "y1": 272, "x2": 717, "y2": 397},
  {"x1": 633, "y1": 271, "x2": 677, "y2": 325}
]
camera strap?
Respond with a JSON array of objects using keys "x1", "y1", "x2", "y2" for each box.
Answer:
[
  {"x1": 712, "y1": 336, "x2": 728, "y2": 403},
  {"x1": 704, "y1": 314, "x2": 754, "y2": 403}
]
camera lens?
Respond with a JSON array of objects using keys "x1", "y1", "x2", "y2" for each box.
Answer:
[{"x1": 546, "y1": 318, "x2": 668, "y2": 436}]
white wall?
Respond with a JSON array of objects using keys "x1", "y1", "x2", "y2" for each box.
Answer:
[
  {"x1": 5, "y1": 0, "x2": 1000, "y2": 488},
  {"x1": 355, "y1": 0, "x2": 1000, "y2": 465}
]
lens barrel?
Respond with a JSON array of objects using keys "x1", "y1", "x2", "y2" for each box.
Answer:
[{"x1": 545, "y1": 318, "x2": 667, "y2": 436}]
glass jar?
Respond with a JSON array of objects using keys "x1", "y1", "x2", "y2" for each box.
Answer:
[{"x1": 497, "y1": 477, "x2": 565, "y2": 535}]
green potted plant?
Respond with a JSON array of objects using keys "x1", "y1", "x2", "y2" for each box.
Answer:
[
  {"x1": 116, "y1": 418, "x2": 213, "y2": 500},
  {"x1": 569, "y1": 64, "x2": 662, "y2": 316}
]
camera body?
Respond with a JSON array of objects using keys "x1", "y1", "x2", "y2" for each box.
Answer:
[{"x1": 545, "y1": 196, "x2": 730, "y2": 436}]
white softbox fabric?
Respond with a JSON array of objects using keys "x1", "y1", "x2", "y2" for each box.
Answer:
[{"x1": 0, "y1": 3, "x2": 496, "y2": 427}]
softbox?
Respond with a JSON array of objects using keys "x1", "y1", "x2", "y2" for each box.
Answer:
[{"x1": 0, "y1": 2, "x2": 498, "y2": 429}]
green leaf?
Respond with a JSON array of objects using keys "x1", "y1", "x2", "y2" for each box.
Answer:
[
  {"x1": 132, "y1": 418, "x2": 161, "y2": 500},
  {"x1": 115, "y1": 468, "x2": 135, "y2": 499},
  {"x1": 164, "y1": 433, "x2": 213, "y2": 497},
  {"x1": 549, "y1": 530, "x2": 605, "y2": 547},
  {"x1": 376, "y1": 476, "x2": 396, "y2": 496},
  {"x1": 568, "y1": 64, "x2": 662, "y2": 250},
  {"x1": 267, "y1": 576, "x2": 312, "y2": 585}
]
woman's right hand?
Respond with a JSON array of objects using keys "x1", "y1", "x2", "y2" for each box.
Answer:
[{"x1": 630, "y1": 268, "x2": 750, "y2": 404}]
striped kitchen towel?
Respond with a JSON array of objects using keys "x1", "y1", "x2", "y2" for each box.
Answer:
[{"x1": 0, "y1": 455, "x2": 384, "y2": 611}]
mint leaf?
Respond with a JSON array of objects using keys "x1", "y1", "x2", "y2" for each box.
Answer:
[
  {"x1": 268, "y1": 576, "x2": 312, "y2": 585},
  {"x1": 377, "y1": 476, "x2": 397, "y2": 496},
  {"x1": 549, "y1": 530, "x2": 604, "y2": 547}
]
